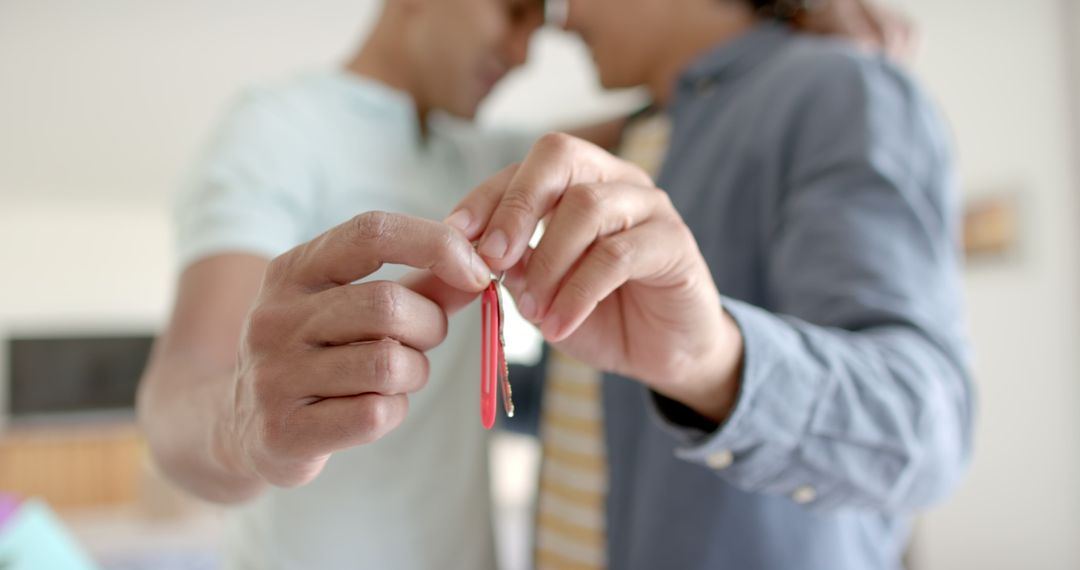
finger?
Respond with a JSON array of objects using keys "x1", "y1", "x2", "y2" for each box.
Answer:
[
  {"x1": 444, "y1": 163, "x2": 521, "y2": 240},
  {"x1": 276, "y1": 211, "x2": 491, "y2": 292},
  {"x1": 501, "y1": 246, "x2": 532, "y2": 300},
  {"x1": 540, "y1": 220, "x2": 690, "y2": 342},
  {"x1": 475, "y1": 133, "x2": 651, "y2": 272},
  {"x1": 292, "y1": 393, "x2": 410, "y2": 455},
  {"x1": 302, "y1": 281, "x2": 448, "y2": 351},
  {"x1": 518, "y1": 182, "x2": 670, "y2": 322},
  {"x1": 399, "y1": 269, "x2": 483, "y2": 317},
  {"x1": 303, "y1": 340, "x2": 430, "y2": 399}
]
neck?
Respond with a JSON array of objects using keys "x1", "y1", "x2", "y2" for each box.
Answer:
[
  {"x1": 343, "y1": 3, "x2": 430, "y2": 135},
  {"x1": 648, "y1": 6, "x2": 759, "y2": 106}
]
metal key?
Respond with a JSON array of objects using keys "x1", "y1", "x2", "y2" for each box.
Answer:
[{"x1": 495, "y1": 274, "x2": 514, "y2": 418}]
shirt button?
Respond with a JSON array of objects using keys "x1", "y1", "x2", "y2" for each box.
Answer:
[
  {"x1": 792, "y1": 486, "x2": 817, "y2": 505},
  {"x1": 705, "y1": 450, "x2": 734, "y2": 470}
]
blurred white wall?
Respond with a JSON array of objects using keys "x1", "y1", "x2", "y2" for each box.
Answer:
[
  {"x1": 0, "y1": 0, "x2": 1078, "y2": 568},
  {"x1": 898, "y1": 0, "x2": 1080, "y2": 568}
]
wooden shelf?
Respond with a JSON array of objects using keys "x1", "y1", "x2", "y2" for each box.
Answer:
[{"x1": 0, "y1": 423, "x2": 144, "y2": 510}]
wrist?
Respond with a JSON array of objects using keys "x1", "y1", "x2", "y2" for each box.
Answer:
[
  {"x1": 208, "y1": 383, "x2": 267, "y2": 498},
  {"x1": 665, "y1": 309, "x2": 744, "y2": 424}
]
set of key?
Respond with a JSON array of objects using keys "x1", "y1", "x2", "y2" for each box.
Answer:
[{"x1": 480, "y1": 274, "x2": 513, "y2": 429}]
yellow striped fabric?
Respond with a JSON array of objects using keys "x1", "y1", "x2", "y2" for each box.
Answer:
[
  {"x1": 535, "y1": 350, "x2": 608, "y2": 570},
  {"x1": 534, "y1": 112, "x2": 673, "y2": 570}
]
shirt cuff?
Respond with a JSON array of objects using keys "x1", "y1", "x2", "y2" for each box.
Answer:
[{"x1": 647, "y1": 297, "x2": 825, "y2": 491}]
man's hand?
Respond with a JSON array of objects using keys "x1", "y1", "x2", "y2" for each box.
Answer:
[
  {"x1": 224, "y1": 212, "x2": 490, "y2": 488},
  {"x1": 795, "y1": 0, "x2": 916, "y2": 62},
  {"x1": 445, "y1": 134, "x2": 743, "y2": 423}
]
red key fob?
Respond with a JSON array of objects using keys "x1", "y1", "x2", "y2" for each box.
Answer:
[
  {"x1": 480, "y1": 282, "x2": 500, "y2": 429},
  {"x1": 481, "y1": 278, "x2": 513, "y2": 429}
]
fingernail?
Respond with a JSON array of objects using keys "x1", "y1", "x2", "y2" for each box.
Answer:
[
  {"x1": 470, "y1": 250, "x2": 492, "y2": 287},
  {"x1": 518, "y1": 292, "x2": 537, "y2": 321},
  {"x1": 479, "y1": 229, "x2": 509, "y2": 260},
  {"x1": 444, "y1": 209, "x2": 472, "y2": 234},
  {"x1": 541, "y1": 315, "x2": 563, "y2": 340}
]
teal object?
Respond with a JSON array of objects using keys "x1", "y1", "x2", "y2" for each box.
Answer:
[{"x1": 0, "y1": 499, "x2": 98, "y2": 570}]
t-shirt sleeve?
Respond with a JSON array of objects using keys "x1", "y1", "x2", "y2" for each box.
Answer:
[
  {"x1": 174, "y1": 90, "x2": 318, "y2": 270},
  {"x1": 463, "y1": 125, "x2": 542, "y2": 178}
]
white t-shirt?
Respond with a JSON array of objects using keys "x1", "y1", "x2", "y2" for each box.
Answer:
[{"x1": 174, "y1": 70, "x2": 536, "y2": 570}]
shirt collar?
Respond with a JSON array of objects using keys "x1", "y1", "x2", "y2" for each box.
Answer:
[{"x1": 328, "y1": 69, "x2": 423, "y2": 145}]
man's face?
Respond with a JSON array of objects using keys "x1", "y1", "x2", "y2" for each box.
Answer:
[
  {"x1": 564, "y1": 0, "x2": 673, "y2": 89},
  {"x1": 410, "y1": 0, "x2": 544, "y2": 119}
]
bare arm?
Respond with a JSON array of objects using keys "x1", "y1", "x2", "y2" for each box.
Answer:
[
  {"x1": 138, "y1": 213, "x2": 490, "y2": 504},
  {"x1": 137, "y1": 254, "x2": 271, "y2": 503}
]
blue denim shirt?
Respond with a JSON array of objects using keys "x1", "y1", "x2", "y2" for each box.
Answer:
[{"x1": 509, "y1": 22, "x2": 973, "y2": 570}]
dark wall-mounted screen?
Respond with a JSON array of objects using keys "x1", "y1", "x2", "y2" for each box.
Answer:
[{"x1": 8, "y1": 335, "x2": 154, "y2": 418}]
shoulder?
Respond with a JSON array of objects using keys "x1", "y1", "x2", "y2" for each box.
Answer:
[
  {"x1": 751, "y1": 35, "x2": 950, "y2": 157},
  {"x1": 760, "y1": 35, "x2": 937, "y2": 123},
  {"x1": 215, "y1": 70, "x2": 407, "y2": 143}
]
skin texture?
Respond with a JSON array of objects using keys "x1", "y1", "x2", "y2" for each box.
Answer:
[
  {"x1": 138, "y1": 0, "x2": 544, "y2": 504},
  {"x1": 448, "y1": 134, "x2": 744, "y2": 423},
  {"x1": 139, "y1": 0, "x2": 915, "y2": 505},
  {"x1": 445, "y1": 0, "x2": 915, "y2": 421}
]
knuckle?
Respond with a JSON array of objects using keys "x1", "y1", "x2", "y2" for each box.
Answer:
[
  {"x1": 499, "y1": 191, "x2": 537, "y2": 219},
  {"x1": 536, "y1": 131, "x2": 577, "y2": 155},
  {"x1": 566, "y1": 183, "x2": 605, "y2": 217},
  {"x1": 367, "y1": 281, "x2": 404, "y2": 327},
  {"x1": 371, "y1": 342, "x2": 401, "y2": 388},
  {"x1": 245, "y1": 304, "x2": 289, "y2": 349},
  {"x1": 596, "y1": 236, "x2": 634, "y2": 271},
  {"x1": 356, "y1": 397, "x2": 404, "y2": 438},
  {"x1": 354, "y1": 401, "x2": 379, "y2": 435},
  {"x1": 415, "y1": 355, "x2": 431, "y2": 391},
  {"x1": 350, "y1": 211, "x2": 394, "y2": 244},
  {"x1": 562, "y1": 278, "x2": 594, "y2": 305},
  {"x1": 435, "y1": 224, "x2": 463, "y2": 262},
  {"x1": 652, "y1": 186, "x2": 675, "y2": 211},
  {"x1": 527, "y1": 248, "x2": 558, "y2": 279},
  {"x1": 669, "y1": 218, "x2": 696, "y2": 243},
  {"x1": 264, "y1": 253, "x2": 292, "y2": 282}
]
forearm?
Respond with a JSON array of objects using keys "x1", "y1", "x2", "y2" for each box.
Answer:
[{"x1": 137, "y1": 354, "x2": 266, "y2": 504}]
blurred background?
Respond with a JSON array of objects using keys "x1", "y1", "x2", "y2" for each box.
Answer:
[{"x1": 0, "y1": 0, "x2": 1078, "y2": 568}]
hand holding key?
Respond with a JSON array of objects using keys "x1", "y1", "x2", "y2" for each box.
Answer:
[
  {"x1": 445, "y1": 133, "x2": 745, "y2": 423},
  {"x1": 225, "y1": 212, "x2": 490, "y2": 488}
]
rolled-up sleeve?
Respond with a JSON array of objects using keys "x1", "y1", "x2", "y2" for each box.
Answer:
[
  {"x1": 174, "y1": 90, "x2": 316, "y2": 270},
  {"x1": 652, "y1": 54, "x2": 974, "y2": 512}
]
